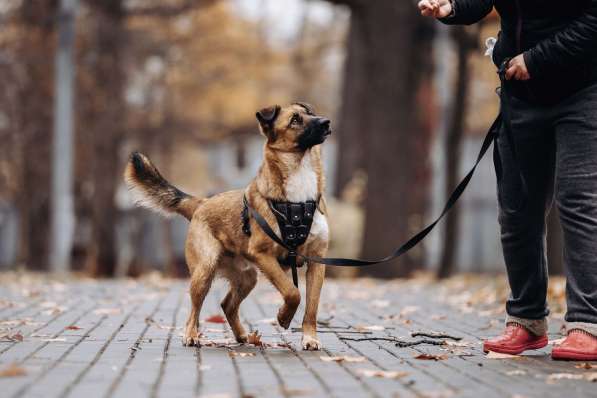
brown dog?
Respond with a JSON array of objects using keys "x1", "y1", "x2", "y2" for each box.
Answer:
[{"x1": 124, "y1": 103, "x2": 331, "y2": 350}]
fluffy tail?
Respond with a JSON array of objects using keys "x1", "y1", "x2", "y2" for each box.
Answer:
[{"x1": 124, "y1": 152, "x2": 201, "y2": 220}]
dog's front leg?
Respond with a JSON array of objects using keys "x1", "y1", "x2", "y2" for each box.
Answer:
[
  {"x1": 302, "y1": 261, "x2": 325, "y2": 350},
  {"x1": 251, "y1": 253, "x2": 301, "y2": 329}
]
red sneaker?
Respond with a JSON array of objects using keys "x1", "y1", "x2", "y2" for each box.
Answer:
[
  {"x1": 552, "y1": 329, "x2": 597, "y2": 361},
  {"x1": 483, "y1": 323, "x2": 548, "y2": 355}
]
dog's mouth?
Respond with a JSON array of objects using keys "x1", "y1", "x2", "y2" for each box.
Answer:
[{"x1": 297, "y1": 118, "x2": 332, "y2": 150}]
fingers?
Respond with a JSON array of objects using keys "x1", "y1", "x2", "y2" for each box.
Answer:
[
  {"x1": 418, "y1": 0, "x2": 439, "y2": 16},
  {"x1": 505, "y1": 65, "x2": 516, "y2": 81}
]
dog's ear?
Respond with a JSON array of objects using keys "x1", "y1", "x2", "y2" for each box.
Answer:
[{"x1": 256, "y1": 105, "x2": 281, "y2": 140}]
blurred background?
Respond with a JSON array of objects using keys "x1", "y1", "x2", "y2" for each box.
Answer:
[{"x1": 0, "y1": 0, "x2": 564, "y2": 279}]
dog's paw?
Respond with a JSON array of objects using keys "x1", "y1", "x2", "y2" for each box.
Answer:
[
  {"x1": 235, "y1": 334, "x2": 248, "y2": 344},
  {"x1": 277, "y1": 310, "x2": 293, "y2": 330},
  {"x1": 301, "y1": 335, "x2": 322, "y2": 351},
  {"x1": 182, "y1": 334, "x2": 201, "y2": 347}
]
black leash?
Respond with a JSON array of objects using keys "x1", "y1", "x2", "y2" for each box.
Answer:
[{"x1": 245, "y1": 60, "x2": 525, "y2": 286}]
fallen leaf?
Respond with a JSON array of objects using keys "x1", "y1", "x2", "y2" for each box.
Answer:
[
  {"x1": 399, "y1": 306, "x2": 419, "y2": 317},
  {"x1": 228, "y1": 351, "x2": 255, "y2": 358},
  {"x1": 549, "y1": 337, "x2": 566, "y2": 345},
  {"x1": 358, "y1": 369, "x2": 409, "y2": 379},
  {"x1": 485, "y1": 351, "x2": 522, "y2": 359},
  {"x1": 0, "y1": 331, "x2": 24, "y2": 342},
  {"x1": 66, "y1": 325, "x2": 82, "y2": 330},
  {"x1": 247, "y1": 331, "x2": 263, "y2": 346},
  {"x1": 205, "y1": 315, "x2": 226, "y2": 324},
  {"x1": 505, "y1": 370, "x2": 527, "y2": 376},
  {"x1": 576, "y1": 363, "x2": 595, "y2": 370},
  {"x1": 371, "y1": 300, "x2": 390, "y2": 309},
  {"x1": 94, "y1": 308, "x2": 121, "y2": 315},
  {"x1": 256, "y1": 318, "x2": 277, "y2": 325},
  {"x1": 0, "y1": 364, "x2": 26, "y2": 378},
  {"x1": 547, "y1": 373, "x2": 584, "y2": 382},
  {"x1": 546, "y1": 372, "x2": 597, "y2": 383},
  {"x1": 321, "y1": 356, "x2": 366, "y2": 363},
  {"x1": 356, "y1": 325, "x2": 385, "y2": 332},
  {"x1": 414, "y1": 353, "x2": 448, "y2": 361}
]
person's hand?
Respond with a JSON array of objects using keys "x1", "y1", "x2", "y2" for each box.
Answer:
[
  {"x1": 505, "y1": 54, "x2": 531, "y2": 81},
  {"x1": 418, "y1": 0, "x2": 453, "y2": 18}
]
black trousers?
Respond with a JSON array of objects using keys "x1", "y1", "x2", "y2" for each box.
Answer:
[{"x1": 495, "y1": 82, "x2": 597, "y2": 326}]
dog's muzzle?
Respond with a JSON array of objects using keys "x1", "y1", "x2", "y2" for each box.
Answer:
[{"x1": 297, "y1": 118, "x2": 332, "y2": 150}]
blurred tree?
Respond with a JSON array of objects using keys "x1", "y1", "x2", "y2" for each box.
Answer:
[
  {"x1": 78, "y1": 0, "x2": 215, "y2": 277},
  {"x1": 1, "y1": 1, "x2": 57, "y2": 271},
  {"x1": 437, "y1": 25, "x2": 480, "y2": 279},
  {"x1": 327, "y1": 0, "x2": 435, "y2": 277}
]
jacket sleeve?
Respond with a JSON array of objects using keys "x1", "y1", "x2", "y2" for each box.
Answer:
[
  {"x1": 524, "y1": 0, "x2": 597, "y2": 77},
  {"x1": 438, "y1": 0, "x2": 494, "y2": 25}
]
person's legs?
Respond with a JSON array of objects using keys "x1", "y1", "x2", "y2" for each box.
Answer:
[
  {"x1": 550, "y1": 83, "x2": 597, "y2": 361},
  {"x1": 496, "y1": 95, "x2": 556, "y2": 334},
  {"x1": 553, "y1": 83, "x2": 597, "y2": 334},
  {"x1": 484, "y1": 94, "x2": 556, "y2": 354}
]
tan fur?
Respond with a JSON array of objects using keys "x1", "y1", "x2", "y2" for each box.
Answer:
[{"x1": 125, "y1": 104, "x2": 330, "y2": 350}]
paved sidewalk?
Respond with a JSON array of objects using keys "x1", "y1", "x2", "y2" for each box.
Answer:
[{"x1": 0, "y1": 273, "x2": 595, "y2": 398}]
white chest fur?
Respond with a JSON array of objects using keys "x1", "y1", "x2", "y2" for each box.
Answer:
[
  {"x1": 309, "y1": 211, "x2": 329, "y2": 242},
  {"x1": 285, "y1": 151, "x2": 318, "y2": 203}
]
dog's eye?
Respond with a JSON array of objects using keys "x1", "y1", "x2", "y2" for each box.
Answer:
[{"x1": 290, "y1": 113, "x2": 302, "y2": 126}]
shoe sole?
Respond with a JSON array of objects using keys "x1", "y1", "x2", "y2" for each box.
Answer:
[
  {"x1": 552, "y1": 350, "x2": 597, "y2": 361},
  {"x1": 483, "y1": 337, "x2": 548, "y2": 355}
]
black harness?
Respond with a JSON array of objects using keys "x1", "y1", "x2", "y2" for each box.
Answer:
[
  {"x1": 242, "y1": 196, "x2": 319, "y2": 286},
  {"x1": 242, "y1": 60, "x2": 524, "y2": 288}
]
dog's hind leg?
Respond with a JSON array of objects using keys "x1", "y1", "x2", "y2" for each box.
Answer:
[
  {"x1": 183, "y1": 221, "x2": 221, "y2": 347},
  {"x1": 220, "y1": 258, "x2": 258, "y2": 343}
]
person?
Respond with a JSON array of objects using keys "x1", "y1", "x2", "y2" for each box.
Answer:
[{"x1": 418, "y1": 0, "x2": 597, "y2": 360}]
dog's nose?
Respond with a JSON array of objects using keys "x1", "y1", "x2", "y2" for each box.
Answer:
[{"x1": 319, "y1": 118, "x2": 331, "y2": 128}]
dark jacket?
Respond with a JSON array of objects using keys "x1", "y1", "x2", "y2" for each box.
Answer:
[{"x1": 441, "y1": 0, "x2": 597, "y2": 105}]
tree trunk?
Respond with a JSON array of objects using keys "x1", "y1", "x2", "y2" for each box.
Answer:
[
  {"x1": 437, "y1": 27, "x2": 475, "y2": 279},
  {"x1": 85, "y1": 0, "x2": 125, "y2": 277},
  {"x1": 334, "y1": 11, "x2": 368, "y2": 196},
  {"x1": 353, "y1": 3, "x2": 434, "y2": 278},
  {"x1": 16, "y1": 1, "x2": 56, "y2": 271}
]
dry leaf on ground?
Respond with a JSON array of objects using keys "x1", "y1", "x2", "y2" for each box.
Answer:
[
  {"x1": 0, "y1": 331, "x2": 24, "y2": 342},
  {"x1": 547, "y1": 372, "x2": 597, "y2": 383},
  {"x1": 0, "y1": 364, "x2": 26, "y2": 378},
  {"x1": 371, "y1": 300, "x2": 390, "y2": 309},
  {"x1": 414, "y1": 353, "x2": 448, "y2": 361},
  {"x1": 485, "y1": 351, "x2": 522, "y2": 359},
  {"x1": 505, "y1": 370, "x2": 527, "y2": 376},
  {"x1": 321, "y1": 356, "x2": 366, "y2": 363},
  {"x1": 204, "y1": 315, "x2": 226, "y2": 324},
  {"x1": 576, "y1": 363, "x2": 596, "y2": 370},
  {"x1": 247, "y1": 331, "x2": 263, "y2": 346},
  {"x1": 356, "y1": 325, "x2": 385, "y2": 332},
  {"x1": 358, "y1": 369, "x2": 409, "y2": 379},
  {"x1": 65, "y1": 325, "x2": 82, "y2": 330},
  {"x1": 399, "y1": 306, "x2": 420, "y2": 317},
  {"x1": 549, "y1": 337, "x2": 566, "y2": 345},
  {"x1": 228, "y1": 351, "x2": 255, "y2": 358},
  {"x1": 94, "y1": 308, "x2": 121, "y2": 315}
]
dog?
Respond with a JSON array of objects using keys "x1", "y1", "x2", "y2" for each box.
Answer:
[{"x1": 124, "y1": 103, "x2": 332, "y2": 350}]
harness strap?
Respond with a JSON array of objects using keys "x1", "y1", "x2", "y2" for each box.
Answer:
[
  {"x1": 245, "y1": 114, "x2": 500, "y2": 269},
  {"x1": 244, "y1": 60, "x2": 525, "y2": 282}
]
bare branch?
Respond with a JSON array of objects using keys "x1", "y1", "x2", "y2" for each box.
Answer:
[
  {"x1": 126, "y1": 0, "x2": 215, "y2": 18},
  {"x1": 339, "y1": 337, "x2": 448, "y2": 347}
]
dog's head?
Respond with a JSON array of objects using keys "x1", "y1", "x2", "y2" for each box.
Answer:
[{"x1": 256, "y1": 103, "x2": 331, "y2": 152}]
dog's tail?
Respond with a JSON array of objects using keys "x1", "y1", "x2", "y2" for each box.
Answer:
[{"x1": 124, "y1": 152, "x2": 202, "y2": 221}]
